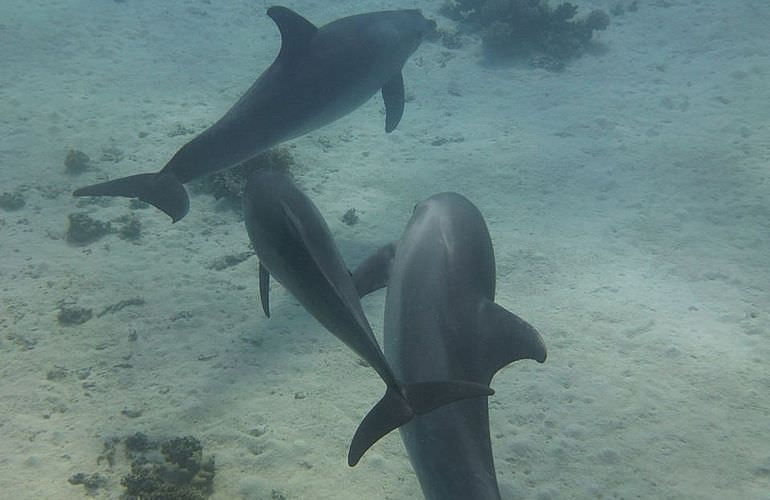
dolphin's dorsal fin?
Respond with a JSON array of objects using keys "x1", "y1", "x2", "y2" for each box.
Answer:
[
  {"x1": 259, "y1": 262, "x2": 271, "y2": 318},
  {"x1": 352, "y1": 243, "x2": 396, "y2": 297},
  {"x1": 267, "y1": 6, "x2": 318, "y2": 61},
  {"x1": 382, "y1": 72, "x2": 405, "y2": 133},
  {"x1": 478, "y1": 299, "x2": 547, "y2": 382}
]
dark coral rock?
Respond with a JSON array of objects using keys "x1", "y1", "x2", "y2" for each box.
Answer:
[
  {"x1": 162, "y1": 436, "x2": 203, "y2": 472},
  {"x1": 0, "y1": 191, "x2": 26, "y2": 211},
  {"x1": 113, "y1": 213, "x2": 142, "y2": 241},
  {"x1": 121, "y1": 435, "x2": 215, "y2": 500},
  {"x1": 122, "y1": 462, "x2": 213, "y2": 500},
  {"x1": 121, "y1": 407, "x2": 143, "y2": 418},
  {"x1": 68, "y1": 472, "x2": 107, "y2": 492},
  {"x1": 191, "y1": 456, "x2": 215, "y2": 493},
  {"x1": 341, "y1": 208, "x2": 359, "y2": 226},
  {"x1": 480, "y1": 0, "x2": 550, "y2": 30},
  {"x1": 121, "y1": 461, "x2": 194, "y2": 500},
  {"x1": 46, "y1": 365, "x2": 69, "y2": 381},
  {"x1": 191, "y1": 147, "x2": 296, "y2": 212},
  {"x1": 586, "y1": 9, "x2": 611, "y2": 31},
  {"x1": 66, "y1": 213, "x2": 112, "y2": 245},
  {"x1": 97, "y1": 437, "x2": 120, "y2": 468},
  {"x1": 440, "y1": 0, "x2": 486, "y2": 23},
  {"x1": 125, "y1": 432, "x2": 152, "y2": 454},
  {"x1": 64, "y1": 149, "x2": 91, "y2": 174},
  {"x1": 483, "y1": 20, "x2": 517, "y2": 55},
  {"x1": 438, "y1": 27, "x2": 464, "y2": 49},
  {"x1": 552, "y1": 2, "x2": 578, "y2": 21},
  {"x1": 57, "y1": 304, "x2": 93, "y2": 326},
  {"x1": 443, "y1": 0, "x2": 609, "y2": 67}
]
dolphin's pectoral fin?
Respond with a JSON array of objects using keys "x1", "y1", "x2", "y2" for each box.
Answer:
[
  {"x1": 267, "y1": 6, "x2": 318, "y2": 61},
  {"x1": 479, "y1": 299, "x2": 547, "y2": 380},
  {"x1": 259, "y1": 262, "x2": 271, "y2": 318},
  {"x1": 352, "y1": 243, "x2": 396, "y2": 297},
  {"x1": 73, "y1": 172, "x2": 189, "y2": 223},
  {"x1": 382, "y1": 72, "x2": 405, "y2": 133}
]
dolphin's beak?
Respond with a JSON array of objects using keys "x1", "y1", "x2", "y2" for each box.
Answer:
[{"x1": 424, "y1": 19, "x2": 438, "y2": 40}]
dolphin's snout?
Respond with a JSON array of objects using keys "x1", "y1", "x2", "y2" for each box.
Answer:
[{"x1": 423, "y1": 18, "x2": 438, "y2": 40}]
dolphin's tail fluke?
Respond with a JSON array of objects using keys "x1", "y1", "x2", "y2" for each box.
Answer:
[
  {"x1": 347, "y1": 380, "x2": 494, "y2": 466},
  {"x1": 73, "y1": 172, "x2": 189, "y2": 223},
  {"x1": 348, "y1": 386, "x2": 412, "y2": 467}
]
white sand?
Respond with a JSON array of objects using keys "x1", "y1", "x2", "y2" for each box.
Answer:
[{"x1": 1, "y1": 0, "x2": 768, "y2": 498}]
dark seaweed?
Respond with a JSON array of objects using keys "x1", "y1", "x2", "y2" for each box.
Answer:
[
  {"x1": 64, "y1": 149, "x2": 91, "y2": 174},
  {"x1": 0, "y1": 191, "x2": 26, "y2": 211}
]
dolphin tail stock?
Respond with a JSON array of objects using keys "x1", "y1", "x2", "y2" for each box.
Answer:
[
  {"x1": 347, "y1": 380, "x2": 494, "y2": 466},
  {"x1": 73, "y1": 172, "x2": 190, "y2": 223}
]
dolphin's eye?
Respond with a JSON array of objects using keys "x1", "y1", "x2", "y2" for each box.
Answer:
[{"x1": 412, "y1": 203, "x2": 418, "y2": 214}]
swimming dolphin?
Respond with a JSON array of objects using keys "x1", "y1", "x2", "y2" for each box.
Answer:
[
  {"x1": 353, "y1": 193, "x2": 547, "y2": 499},
  {"x1": 73, "y1": 7, "x2": 436, "y2": 222},
  {"x1": 242, "y1": 171, "x2": 493, "y2": 467}
]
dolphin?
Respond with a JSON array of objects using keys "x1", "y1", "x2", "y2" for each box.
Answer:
[
  {"x1": 242, "y1": 171, "x2": 493, "y2": 467},
  {"x1": 73, "y1": 6, "x2": 436, "y2": 222},
  {"x1": 353, "y1": 193, "x2": 547, "y2": 499}
]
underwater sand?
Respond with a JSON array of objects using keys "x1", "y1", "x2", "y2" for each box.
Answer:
[{"x1": 1, "y1": 0, "x2": 768, "y2": 498}]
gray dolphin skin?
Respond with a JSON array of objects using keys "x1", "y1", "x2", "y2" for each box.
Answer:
[
  {"x1": 353, "y1": 193, "x2": 547, "y2": 499},
  {"x1": 242, "y1": 171, "x2": 493, "y2": 467},
  {"x1": 73, "y1": 6, "x2": 436, "y2": 222}
]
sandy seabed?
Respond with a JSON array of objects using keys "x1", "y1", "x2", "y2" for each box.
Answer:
[{"x1": 1, "y1": 0, "x2": 768, "y2": 498}]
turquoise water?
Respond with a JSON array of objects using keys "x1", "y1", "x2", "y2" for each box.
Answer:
[{"x1": 0, "y1": 1, "x2": 768, "y2": 498}]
